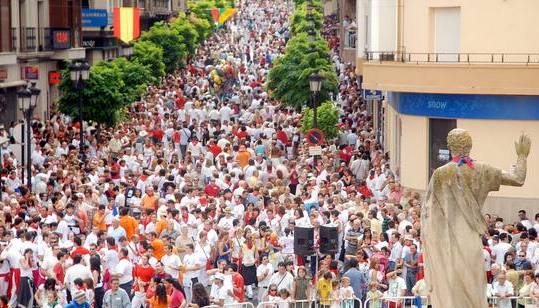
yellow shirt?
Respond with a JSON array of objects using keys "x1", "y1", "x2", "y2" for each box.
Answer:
[{"x1": 317, "y1": 277, "x2": 333, "y2": 305}]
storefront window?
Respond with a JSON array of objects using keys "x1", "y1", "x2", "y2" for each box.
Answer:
[{"x1": 429, "y1": 118, "x2": 456, "y2": 177}]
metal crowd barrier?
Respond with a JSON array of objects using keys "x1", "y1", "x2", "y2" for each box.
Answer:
[
  {"x1": 487, "y1": 296, "x2": 533, "y2": 307},
  {"x1": 225, "y1": 302, "x2": 256, "y2": 308},
  {"x1": 363, "y1": 296, "x2": 428, "y2": 308},
  {"x1": 257, "y1": 298, "x2": 362, "y2": 308}
]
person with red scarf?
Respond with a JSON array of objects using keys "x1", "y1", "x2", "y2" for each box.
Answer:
[
  {"x1": 228, "y1": 263, "x2": 245, "y2": 302},
  {"x1": 358, "y1": 180, "x2": 374, "y2": 199},
  {"x1": 204, "y1": 178, "x2": 221, "y2": 197}
]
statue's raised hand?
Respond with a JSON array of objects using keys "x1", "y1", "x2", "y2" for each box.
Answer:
[{"x1": 515, "y1": 133, "x2": 531, "y2": 158}]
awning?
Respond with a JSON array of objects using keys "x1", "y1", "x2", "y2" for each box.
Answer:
[{"x1": 0, "y1": 80, "x2": 27, "y2": 88}]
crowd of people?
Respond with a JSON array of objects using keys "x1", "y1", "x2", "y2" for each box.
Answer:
[{"x1": 0, "y1": 0, "x2": 538, "y2": 307}]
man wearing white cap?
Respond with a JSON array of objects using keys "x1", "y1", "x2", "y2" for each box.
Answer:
[{"x1": 210, "y1": 273, "x2": 235, "y2": 306}]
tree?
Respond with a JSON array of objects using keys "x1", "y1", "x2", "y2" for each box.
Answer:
[
  {"x1": 289, "y1": 2, "x2": 324, "y2": 35},
  {"x1": 171, "y1": 17, "x2": 200, "y2": 55},
  {"x1": 267, "y1": 33, "x2": 338, "y2": 109},
  {"x1": 132, "y1": 40, "x2": 166, "y2": 79},
  {"x1": 301, "y1": 101, "x2": 340, "y2": 140},
  {"x1": 58, "y1": 64, "x2": 125, "y2": 127},
  {"x1": 139, "y1": 22, "x2": 186, "y2": 73},
  {"x1": 107, "y1": 57, "x2": 152, "y2": 103},
  {"x1": 188, "y1": 14, "x2": 212, "y2": 43}
]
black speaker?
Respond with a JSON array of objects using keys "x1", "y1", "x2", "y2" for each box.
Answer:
[
  {"x1": 294, "y1": 226, "x2": 314, "y2": 256},
  {"x1": 319, "y1": 225, "x2": 339, "y2": 255}
]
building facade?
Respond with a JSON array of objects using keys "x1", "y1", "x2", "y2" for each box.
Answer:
[
  {"x1": 0, "y1": 0, "x2": 85, "y2": 125},
  {"x1": 361, "y1": 0, "x2": 539, "y2": 220}
]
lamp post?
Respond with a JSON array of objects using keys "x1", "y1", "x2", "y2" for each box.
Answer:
[
  {"x1": 69, "y1": 60, "x2": 90, "y2": 160},
  {"x1": 17, "y1": 82, "x2": 39, "y2": 191},
  {"x1": 309, "y1": 72, "x2": 324, "y2": 168}
]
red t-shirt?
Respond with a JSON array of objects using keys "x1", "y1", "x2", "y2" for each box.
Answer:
[
  {"x1": 170, "y1": 289, "x2": 185, "y2": 308},
  {"x1": 53, "y1": 263, "x2": 64, "y2": 283},
  {"x1": 204, "y1": 183, "x2": 220, "y2": 197},
  {"x1": 153, "y1": 129, "x2": 164, "y2": 140},
  {"x1": 134, "y1": 264, "x2": 156, "y2": 283},
  {"x1": 209, "y1": 144, "x2": 222, "y2": 157},
  {"x1": 232, "y1": 273, "x2": 245, "y2": 302},
  {"x1": 71, "y1": 246, "x2": 90, "y2": 258},
  {"x1": 276, "y1": 131, "x2": 289, "y2": 145}
]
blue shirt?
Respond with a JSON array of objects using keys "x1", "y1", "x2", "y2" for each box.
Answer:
[
  {"x1": 344, "y1": 267, "x2": 367, "y2": 300},
  {"x1": 65, "y1": 301, "x2": 90, "y2": 308}
]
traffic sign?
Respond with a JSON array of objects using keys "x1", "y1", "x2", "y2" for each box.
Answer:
[{"x1": 306, "y1": 128, "x2": 324, "y2": 146}]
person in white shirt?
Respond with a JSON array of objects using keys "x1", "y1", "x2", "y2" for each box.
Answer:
[
  {"x1": 107, "y1": 218, "x2": 126, "y2": 243},
  {"x1": 210, "y1": 273, "x2": 235, "y2": 306},
  {"x1": 182, "y1": 244, "x2": 205, "y2": 302},
  {"x1": 64, "y1": 254, "x2": 93, "y2": 299},
  {"x1": 161, "y1": 244, "x2": 182, "y2": 279},
  {"x1": 491, "y1": 273, "x2": 514, "y2": 308},
  {"x1": 256, "y1": 254, "x2": 274, "y2": 302},
  {"x1": 113, "y1": 248, "x2": 133, "y2": 299},
  {"x1": 268, "y1": 262, "x2": 294, "y2": 293},
  {"x1": 492, "y1": 233, "x2": 513, "y2": 265},
  {"x1": 385, "y1": 268, "x2": 406, "y2": 305}
]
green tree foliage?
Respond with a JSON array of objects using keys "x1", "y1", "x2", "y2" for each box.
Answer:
[
  {"x1": 267, "y1": 33, "x2": 338, "y2": 109},
  {"x1": 171, "y1": 17, "x2": 200, "y2": 55},
  {"x1": 58, "y1": 64, "x2": 125, "y2": 127},
  {"x1": 102, "y1": 57, "x2": 152, "y2": 103},
  {"x1": 188, "y1": 14, "x2": 212, "y2": 42},
  {"x1": 301, "y1": 101, "x2": 340, "y2": 139},
  {"x1": 132, "y1": 40, "x2": 166, "y2": 79},
  {"x1": 139, "y1": 22, "x2": 186, "y2": 73},
  {"x1": 188, "y1": 0, "x2": 215, "y2": 24},
  {"x1": 289, "y1": 2, "x2": 324, "y2": 35}
]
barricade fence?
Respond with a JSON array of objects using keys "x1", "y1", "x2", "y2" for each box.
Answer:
[
  {"x1": 203, "y1": 296, "x2": 536, "y2": 308},
  {"x1": 257, "y1": 298, "x2": 362, "y2": 308}
]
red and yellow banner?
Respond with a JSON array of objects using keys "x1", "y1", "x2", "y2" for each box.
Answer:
[
  {"x1": 113, "y1": 7, "x2": 140, "y2": 43},
  {"x1": 218, "y1": 8, "x2": 236, "y2": 24}
]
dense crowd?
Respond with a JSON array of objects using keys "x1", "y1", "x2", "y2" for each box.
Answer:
[{"x1": 0, "y1": 0, "x2": 538, "y2": 307}]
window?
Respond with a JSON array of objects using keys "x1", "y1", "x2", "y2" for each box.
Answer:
[
  {"x1": 434, "y1": 7, "x2": 461, "y2": 62},
  {"x1": 429, "y1": 118, "x2": 457, "y2": 177}
]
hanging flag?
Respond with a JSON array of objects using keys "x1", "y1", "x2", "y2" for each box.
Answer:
[
  {"x1": 218, "y1": 8, "x2": 236, "y2": 24},
  {"x1": 210, "y1": 7, "x2": 220, "y2": 23},
  {"x1": 113, "y1": 7, "x2": 140, "y2": 43}
]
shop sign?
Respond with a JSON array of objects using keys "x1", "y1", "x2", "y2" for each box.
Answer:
[
  {"x1": 48, "y1": 71, "x2": 61, "y2": 85},
  {"x1": 82, "y1": 9, "x2": 109, "y2": 27},
  {"x1": 0, "y1": 69, "x2": 7, "y2": 81},
  {"x1": 52, "y1": 30, "x2": 71, "y2": 50},
  {"x1": 81, "y1": 40, "x2": 96, "y2": 48},
  {"x1": 23, "y1": 66, "x2": 39, "y2": 80},
  {"x1": 363, "y1": 89, "x2": 382, "y2": 100}
]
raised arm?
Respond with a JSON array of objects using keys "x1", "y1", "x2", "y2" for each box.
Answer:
[{"x1": 501, "y1": 134, "x2": 531, "y2": 187}]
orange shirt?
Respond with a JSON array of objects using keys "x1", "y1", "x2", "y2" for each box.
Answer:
[
  {"x1": 236, "y1": 151, "x2": 251, "y2": 168},
  {"x1": 119, "y1": 215, "x2": 138, "y2": 240},
  {"x1": 142, "y1": 194, "x2": 158, "y2": 211},
  {"x1": 149, "y1": 296, "x2": 170, "y2": 308},
  {"x1": 155, "y1": 220, "x2": 168, "y2": 236},
  {"x1": 152, "y1": 238, "x2": 165, "y2": 261},
  {"x1": 92, "y1": 211, "x2": 107, "y2": 231}
]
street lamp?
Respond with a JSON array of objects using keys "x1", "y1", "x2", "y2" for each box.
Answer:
[
  {"x1": 17, "y1": 82, "x2": 39, "y2": 191},
  {"x1": 309, "y1": 72, "x2": 324, "y2": 169},
  {"x1": 69, "y1": 60, "x2": 90, "y2": 160}
]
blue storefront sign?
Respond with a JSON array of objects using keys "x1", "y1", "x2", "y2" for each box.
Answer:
[
  {"x1": 388, "y1": 92, "x2": 539, "y2": 120},
  {"x1": 82, "y1": 9, "x2": 109, "y2": 27},
  {"x1": 363, "y1": 89, "x2": 383, "y2": 100}
]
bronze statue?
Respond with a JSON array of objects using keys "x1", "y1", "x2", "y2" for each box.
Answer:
[{"x1": 421, "y1": 129, "x2": 530, "y2": 308}]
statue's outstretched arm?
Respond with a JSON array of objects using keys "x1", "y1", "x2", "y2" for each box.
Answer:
[{"x1": 501, "y1": 134, "x2": 531, "y2": 187}]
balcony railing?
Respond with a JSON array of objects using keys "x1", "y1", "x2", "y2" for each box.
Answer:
[
  {"x1": 11, "y1": 28, "x2": 17, "y2": 52},
  {"x1": 20, "y1": 27, "x2": 37, "y2": 52},
  {"x1": 365, "y1": 51, "x2": 539, "y2": 64},
  {"x1": 38, "y1": 28, "x2": 53, "y2": 51},
  {"x1": 153, "y1": 0, "x2": 168, "y2": 9}
]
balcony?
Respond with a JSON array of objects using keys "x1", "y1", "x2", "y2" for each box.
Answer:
[
  {"x1": 362, "y1": 51, "x2": 539, "y2": 96},
  {"x1": 20, "y1": 27, "x2": 37, "y2": 52}
]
